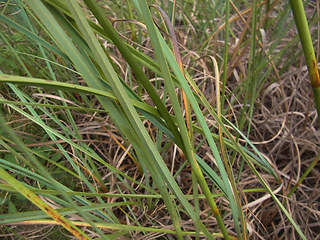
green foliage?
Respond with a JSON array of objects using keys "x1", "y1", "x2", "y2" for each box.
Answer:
[{"x1": 0, "y1": 0, "x2": 317, "y2": 239}]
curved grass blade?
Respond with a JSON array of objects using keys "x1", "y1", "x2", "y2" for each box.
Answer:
[
  {"x1": 136, "y1": 0, "x2": 229, "y2": 238},
  {"x1": 138, "y1": 6, "x2": 238, "y2": 239},
  {"x1": 0, "y1": 201, "x2": 138, "y2": 224},
  {"x1": 83, "y1": 0, "x2": 184, "y2": 151},
  {"x1": 0, "y1": 166, "x2": 91, "y2": 240},
  {"x1": 0, "y1": 74, "x2": 159, "y2": 116},
  {"x1": 3, "y1": 219, "x2": 238, "y2": 240},
  {"x1": 0, "y1": 14, "x2": 69, "y2": 62},
  {"x1": 26, "y1": 1, "x2": 214, "y2": 238}
]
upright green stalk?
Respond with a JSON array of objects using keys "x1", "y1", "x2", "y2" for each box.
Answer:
[
  {"x1": 290, "y1": 0, "x2": 320, "y2": 123},
  {"x1": 83, "y1": 0, "x2": 185, "y2": 151},
  {"x1": 136, "y1": 1, "x2": 232, "y2": 239},
  {"x1": 221, "y1": 0, "x2": 230, "y2": 110}
]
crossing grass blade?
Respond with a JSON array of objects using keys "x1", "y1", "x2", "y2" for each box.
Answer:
[
  {"x1": 0, "y1": 167, "x2": 92, "y2": 240},
  {"x1": 1, "y1": 0, "x2": 313, "y2": 239},
  {"x1": 136, "y1": 0, "x2": 231, "y2": 238},
  {"x1": 24, "y1": 0, "x2": 216, "y2": 238}
]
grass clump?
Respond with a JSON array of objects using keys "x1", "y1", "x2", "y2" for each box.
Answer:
[{"x1": 0, "y1": 0, "x2": 319, "y2": 239}]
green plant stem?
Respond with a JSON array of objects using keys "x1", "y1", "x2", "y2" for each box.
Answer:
[
  {"x1": 288, "y1": 153, "x2": 320, "y2": 198},
  {"x1": 83, "y1": 0, "x2": 185, "y2": 150},
  {"x1": 290, "y1": 0, "x2": 320, "y2": 123},
  {"x1": 221, "y1": 0, "x2": 230, "y2": 110},
  {"x1": 137, "y1": 0, "x2": 229, "y2": 239}
]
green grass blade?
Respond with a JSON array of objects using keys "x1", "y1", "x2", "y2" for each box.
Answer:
[
  {"x1": 290, "y1": 0, "x2": 320, "y2": 123},
  {"x1": 65, "y1": 0, "x2": 184, "y2": 237},
  {"x1": 0, "y1": 201, "x2": 138, "y2": 224},
  {"x1": 136, "y1": 0, "x2": 229, "y2": 238}
]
